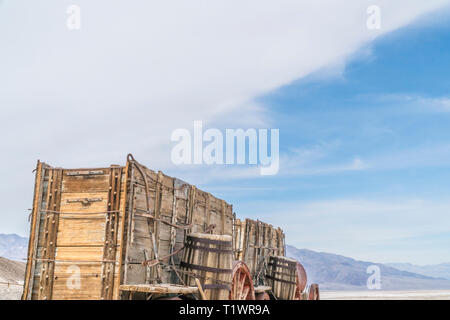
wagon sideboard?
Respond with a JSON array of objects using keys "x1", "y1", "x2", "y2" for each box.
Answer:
[{"x1": 233, "y1": 218, "x2": 285, "y2": 285}]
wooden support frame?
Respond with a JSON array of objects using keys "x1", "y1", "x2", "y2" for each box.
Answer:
[
  {"x1": 100, "y1": 166, "x2": 123, "y2": 300},
  {"x1": 38, "y1": 168, "x2": 63, "y2": 300},
  {"x1": 119, "y1": 284, "x2": 199, "y2": 295},
  {"x1": 22, "y1": 161, "x2": 45, "y2": 300},
  {"x1": 22, "y1": 155, "x2": 287, "y2": 300}
]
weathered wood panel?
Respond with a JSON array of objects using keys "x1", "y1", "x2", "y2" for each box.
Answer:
[
  {"x1": 52, "y1": 263, "x2": 103, "y2": 300},
  {"x1": 61, "y1": 171, "x2": 111, "y2": 193},
  {"x1": 123, "y1": 160, "x2": 235, "y2": 288},
  {"x1": 233, "y1": 218, "x2": 286, "y2": 285},
  {"x1": 23, "y1": 165, "x2": 127, "y2": 300},
  {"x1": 23, "y1": 156, "x2": 287, "y2": 300},
  {"x1": 56, "y1": 218, "x2": 106, "y2": 247}
]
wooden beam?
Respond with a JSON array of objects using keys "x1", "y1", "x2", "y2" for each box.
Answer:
[{"x1": 119, "y1": 284, "x2": 199, "y2": 295}]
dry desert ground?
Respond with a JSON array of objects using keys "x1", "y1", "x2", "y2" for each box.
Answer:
[{"x1": 321, "y1": 290, "x2": 450, "y2": 300}]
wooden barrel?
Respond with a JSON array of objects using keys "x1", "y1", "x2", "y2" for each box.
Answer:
[
  {"x1": 180, "y1": 233, "x2": 233, "y2": 300},
  {"x1": 266, "y1": 256, "x2": 297, "y2": 300}
]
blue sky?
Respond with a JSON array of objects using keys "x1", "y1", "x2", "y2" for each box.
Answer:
[{"x1": 200, "y1": 9, "x2": 450, "y2": 265}]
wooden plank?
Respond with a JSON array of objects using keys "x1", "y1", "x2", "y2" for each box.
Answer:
[
  {"x1": 254, "y1": 285, "x2": 272, "y2": 293},
  {"x1": 56, "y1": 218, "x2": 106, "y2": 247},
  {"x1": 123, "y1": 165, "x2": 135, "y2": 285},
  {"x1": 124, "y1": 264, "x2": 147, "y2": 285},
  {"x1": 119, "y1": 284, "x2": 198, "y2": 295},
  {"x1": 101, "y1": 167, "x2": 123, "y2": 299},
  {"x1": 52, "y1": 263, "x2": 103, "y2": 300},
  {"x1": 61, "y1": 170, "x2": 111, "y2": 193},
  {"x1": 38, "y1": 168, "x2": 63, "y2": 300},
  {"x1": 23, "y1": 161, "x2": 45, "y2": 300},
  {"x1": 195, "y1": 278, "x2": 207, "y2": 300},
  {"x1": 56, "y1": 246, "x2": 104, "y2": 260},
  {"x1": 114, "y1": 163, "x2": 130, "y2": 299}
]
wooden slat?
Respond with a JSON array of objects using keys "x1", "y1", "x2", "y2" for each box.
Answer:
[
  {"x1": 60, "y1": 192, "x2": 109, "y2": 213},
  {"x1": 56, "y1": 218, "x2": 106, "y2": 247},
  {"x1": 119, "y1": 284, "x2": 198, "y2": 295},
  {"x1": 56, "y1": 246, "x2": 104, "y2": 260},
  {"x1": 52, "y1": 264, "x2": 103, "y2": 300},
  {"x1": 101, "y1": 167, "x2": 123, "y2": 300},
  {"x1": 38, "y1": 168, "x2": 63, "y2": 300},
  {"x1": 22, "y1": 161, "x2": 45, "y2": 300},
  {"x1": 62, "y1": 170, "x2": 110, "y2": 193}
]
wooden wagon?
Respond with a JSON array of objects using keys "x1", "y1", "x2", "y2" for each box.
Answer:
[{"x1": 22, "y1": 155, "x2": 315, "y2": 300}]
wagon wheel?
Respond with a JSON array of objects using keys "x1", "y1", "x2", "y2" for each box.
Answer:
[
  {"x1": 294, "y1": 262, "x2": 307, "y2": 300},
  {"x1": 308, "y1": 283, "x2": 320, "y2": 300},
  {"x1": 229, "y1": 261, "x2": 255, "y2": 300}
]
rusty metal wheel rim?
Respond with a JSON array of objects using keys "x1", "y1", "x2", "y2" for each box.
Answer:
[
  {"x1": 308, "y1": 283, "x2": 320, "y2": 300},
  {"x1": 230, "y1": 261, "x2": 255, "y2": 300},
  {"x1": 294, "y1": 262, "x2": 307, "y2": 300}
]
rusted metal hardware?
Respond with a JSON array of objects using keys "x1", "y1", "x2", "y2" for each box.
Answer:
[
  {"x1": 66, "y1": 170, "x2": 104, "y2": 176},
  {"x1": 34, "y1": 258, "x2": 117, "y2": 263},
  {"x1": 204, "y1": 224, "x2": 216, "y2": 234},
  {"x1": 142, "y1": 246, "x2": 185, "y2": 267},
  {"x1": 66, "y1": 197, "x2": 103, "y2": 205},
  {"x1": 186, "y1": 236, "x2": 233, "y2": 247}
]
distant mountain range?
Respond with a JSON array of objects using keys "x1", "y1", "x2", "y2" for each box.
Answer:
[
  {"x1": 286, "y1": 245, "x2": 450, "y2": 291},
  {"x1": 2, "y1": 233, "x2": 450, "y2": 291}
]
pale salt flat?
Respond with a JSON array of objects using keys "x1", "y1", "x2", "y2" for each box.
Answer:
[{"x1": 321, "y1": 290, "x2": 450, "y2": 300}]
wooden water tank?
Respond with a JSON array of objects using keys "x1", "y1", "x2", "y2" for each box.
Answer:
[
  {"x1": 266, "y1": 256, "x2": 297, "y2": 300},
  {"x1": 180, "y1": 233, "x2": 233, "y2": 300}
]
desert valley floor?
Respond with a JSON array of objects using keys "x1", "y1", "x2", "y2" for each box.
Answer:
[{"x1": 321, "y1": 290, "x2": 450, "y2": 300}]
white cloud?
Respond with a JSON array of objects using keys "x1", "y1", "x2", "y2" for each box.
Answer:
[
  {"x1": 0, "y1": 0, "x2": 449, "y2": 234},
  {"x1": 281, "y1": 146, "x2": 369, "y2": 176},
  {"x1": 165, "y1": 142, "x2": 369, "y2": 184},
  {"x1": 250, "y1": 197, "x2": 450, "y2": 264},
  {"x1": 414, "y1": 96, "x2": 450, "y2": 113},
  {"x1": 366, "y1": 143, "x2": 450, "y2": 171}
]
